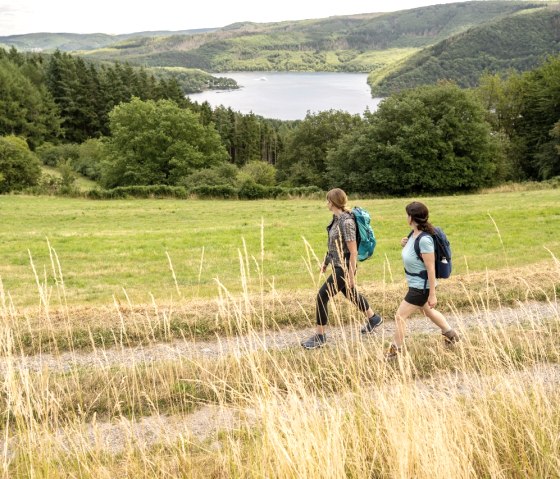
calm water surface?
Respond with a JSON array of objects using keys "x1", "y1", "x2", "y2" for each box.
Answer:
[{"x1": 187, "y1": 72, "x2": 382, "y2": 120}]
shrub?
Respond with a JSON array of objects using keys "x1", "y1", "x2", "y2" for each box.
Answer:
[
  {"x1": 24, "y1": 174, "x2": 64, "y2": 196},
  {"x1": 76, "y1": 139, "x2": 107, "y2": 180},
  {"x1": 182, "y1": 163, "x2": 239, "y2": 189},
  {"x1": 86, "y1": 185, "x2": 188, "y2": 199},
  {"x1": 189, "y1": 184, "x2": 238, "y2": 199},
  {"x1": 0, "y1": 135, "x2": 41, "y2": 193},
  {"x1": 35, "y1": 143, "x2": 80, "y2": 166},
  {"x1": 238, "y1": 161, "x2": 277, "y2": 186},
  {"x1": 238, "y1": 180, "x2": 271, "y2": 199},
  {"x1": 284, "y1": 186, "x2": 323, "y2": 198}
]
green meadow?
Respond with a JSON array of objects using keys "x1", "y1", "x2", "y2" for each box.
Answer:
[
  {"x1": 0, "y1": 189, "x2": 558, "y2": 308},
  {"x1": 1, "y1": 190, "x2": 560, "y2": 477}
]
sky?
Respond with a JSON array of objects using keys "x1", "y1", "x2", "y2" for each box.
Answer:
[{"x1": 0, "y1": 0, "x2": 474, "y2": 37}]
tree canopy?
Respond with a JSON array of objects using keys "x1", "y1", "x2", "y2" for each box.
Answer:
[
  {"x1": 102, "y1": 97, "x2": 228, "y2": 187},
  {"x1": 327, "y1": 83, "x2": 499, "y2": 195},
  {"x1": 0, "y1": 135, "x2": 42, "y2": 193},
  {"x1": 478, "y1": 55, "x2": 560, "y2": 181},
  {"x1": 0, "y1": 56, "x2": 60, "y2": 148},
  {"x1": 277, "y1": 110, "x2": 363, "y2": 189}
]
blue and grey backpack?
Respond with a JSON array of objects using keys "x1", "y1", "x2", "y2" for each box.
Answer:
[
  {"x1": 352, "y1": 207, "x2": 377, "y2": 261},
  {"x1": 407, "y1": 227, "x2": 452, "y2": 280}
]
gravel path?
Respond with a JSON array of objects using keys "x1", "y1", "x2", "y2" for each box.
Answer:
[
  {"x1": 1, "y1": 300, "x2": 557, "y2": 373},
  {"x1": 2, "y1": 300, "x2": 559, "y2": 458}
]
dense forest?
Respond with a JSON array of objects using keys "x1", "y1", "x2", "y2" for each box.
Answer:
[
  {"x1": 0, "y1": 46, "x2": 558, "y2": 198},
  {"x1": 371, "y1": 6, "x2": 560, "y2": 95},
  {"x1": 0, "y1": 47, "x2": 293, "y2": 196}
]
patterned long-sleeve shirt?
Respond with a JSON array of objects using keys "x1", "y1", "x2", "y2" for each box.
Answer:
[{"x1": 324, "y1": 211, "x2": 356, "y2": 268}]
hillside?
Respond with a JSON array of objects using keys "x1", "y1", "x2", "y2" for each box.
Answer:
[
  {"x1": 75, "y1": 1, "x2": 541, "y2": 74},
  {"x1": 370, "y1": 5, "x2": 560, "y2": 95},
  {"x1": 1, "y1": 2, "x2": 556, "y2": 95},
  {"x1": 0, "y1": 28, "x2": 216, "y2": 52}
]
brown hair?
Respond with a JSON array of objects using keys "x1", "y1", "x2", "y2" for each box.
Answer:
[
  {"x1": 406, "y1": 201, "x2": 436, "y2": 234},
  {"x1": 326, "y1": 188, "x2": 349, "y2": 212}
]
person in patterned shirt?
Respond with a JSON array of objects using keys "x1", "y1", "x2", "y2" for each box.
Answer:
[{"x1": 301, "y1": 188, "x2": 383, "y2": 349}]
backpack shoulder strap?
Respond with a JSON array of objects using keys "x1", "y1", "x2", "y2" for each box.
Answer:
[{"x1": 413, "y1": 231, "x2": 429, "y2": 263}]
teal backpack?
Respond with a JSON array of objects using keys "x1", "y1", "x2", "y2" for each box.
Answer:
[{"x1": 352, "y1": 207, "x2": 376, "y2": 261}]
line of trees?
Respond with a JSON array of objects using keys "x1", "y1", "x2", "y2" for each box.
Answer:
[
  {"x1": 0, "y1": 47, "x2": 292, "y2": 192},
  {"x1": 0, "y1": 46, "x2": 558, "y2": 197},
  {"x1": 477, "y1": 56, "x2": 560, "y2": 181}
]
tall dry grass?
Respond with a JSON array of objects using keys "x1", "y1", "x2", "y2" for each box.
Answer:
[
  {"x1": 0, "y1": 238, "x2": 559, "y2": 477},
  {"x1": 2, "y1": 297, "x2": 559, "y2": 478},
  {"x1": 1, "y1": 237, "x2": 559, "y2": 356}
]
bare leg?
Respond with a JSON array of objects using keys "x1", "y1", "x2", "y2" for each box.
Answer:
[
  {"x1": 393, "y1": 300, "x2": 420, "y2": 348},
  {"x1": 421, "y1": 305, "x2": 451, "y2": 332}
]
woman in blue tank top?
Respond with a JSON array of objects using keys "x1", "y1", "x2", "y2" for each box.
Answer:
[{"x1": 386, "y1": 201, "x2": 459, "y2": 360}]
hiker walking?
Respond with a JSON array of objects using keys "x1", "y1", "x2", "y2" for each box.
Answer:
[
  {"x1": 386, "y1": 201, "x2": 459, "y2": 360},
  {"x1": 301, "y1": 188, "x2": 383, "y2": 349}
]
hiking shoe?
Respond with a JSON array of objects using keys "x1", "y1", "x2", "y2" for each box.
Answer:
[
  {"x1": 361, "y1": 313, "x2": 383, "y2": 334},
  {"x1": 301, "y1": 334, "x2": 327, "y2": 350},
  {"x1": 385, "y1": 344, "x2": 403, "y2": 361},
  {"x1": 442, "y1": 329, "x2": 460, "y2": 347}
]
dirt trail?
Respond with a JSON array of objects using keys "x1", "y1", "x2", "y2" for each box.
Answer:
[
  {"x1": 1, "y1": 300, "x2": 557, "y2": 373},
  {"x1": 2, "y1": 300, "x2": 559, "y2": 457}
]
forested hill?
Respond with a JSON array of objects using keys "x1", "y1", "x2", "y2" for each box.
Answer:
[
  {"x1": 62, "y1": 2, "x2": 544, "y2": 74},
  {"x1": 0, "y1": 28, "x2": 216, "y2": 52},
  {"x1": 2, "y1": 1, "x2": 556, "y2": 94},
  {"x1": 370, "y1": 6, "x2": 560, "y2": 95}
]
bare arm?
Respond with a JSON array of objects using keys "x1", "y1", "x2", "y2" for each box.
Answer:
[
  {"x1": 346, "y1": 240, "x2": 358, "y2": 287},
  {"x1": 421, "y1": 251, "x2": 437, "y2": 308}
]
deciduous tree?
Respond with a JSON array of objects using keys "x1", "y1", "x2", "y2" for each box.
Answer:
[
  {"x1": 277, "y1": 110, "x2": 362, "y2": 188},
  {"x1": 102, "y1": 98, "x2": 228, "y2": 187},
  {"x1": 327, "y1": 83, "x2": 499, "y2": 195},
  {"x1": 0, "y1": 135, "x2": 42, "y2": 193}
]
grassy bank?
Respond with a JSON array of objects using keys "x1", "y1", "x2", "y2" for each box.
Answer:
[{"x1": 0, "y1": 190, "x2": 558, "y2": 308}]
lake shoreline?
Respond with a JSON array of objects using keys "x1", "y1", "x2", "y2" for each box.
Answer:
[{"x1": 188, "y1": 71, "x2": 382, "y2": 121}]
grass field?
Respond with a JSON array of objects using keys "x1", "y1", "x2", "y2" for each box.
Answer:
[
  {"x1": 0, "y1": 190, "x2": 558, "y2": 308},
  {"x1": 1, "y1": 190, "x2": 560, "y2": 477}
]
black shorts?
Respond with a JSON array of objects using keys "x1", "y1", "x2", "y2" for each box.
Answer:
[{"x1": 404, "y1": 287, "x2": 429, "y2": 307}]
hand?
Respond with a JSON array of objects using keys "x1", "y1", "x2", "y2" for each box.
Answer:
[
  {"x1": 320, "y1": 263, "x2": 327, "y2": 273},
  {"x1": 401, "y1": 237, "x2": 409, "y2": 247},
  {"x1": 427, "y1": 293, "x2": 437, "y2": 309}
]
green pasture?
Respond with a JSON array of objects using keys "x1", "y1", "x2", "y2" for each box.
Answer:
[{"x1": 0, "y1": 190, "x2": 558, "y2": 307}]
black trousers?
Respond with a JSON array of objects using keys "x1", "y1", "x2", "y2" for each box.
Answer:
[{"x1": 316, "y1": 265, "x2": 370, "y2": 326}]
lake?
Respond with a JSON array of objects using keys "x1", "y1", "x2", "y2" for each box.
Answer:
[{"x1": 187, "y1": 72, "x2": 382, "y2": 120}]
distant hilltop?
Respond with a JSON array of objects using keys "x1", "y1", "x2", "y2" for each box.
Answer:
[{"x1": 1, "y1": 1, "x2": 559, "y2": 94}]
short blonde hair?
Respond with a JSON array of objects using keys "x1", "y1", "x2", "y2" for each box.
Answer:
[{"x1": 326, "y1": 188, "x2": 348, "y2": 210}]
